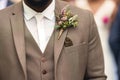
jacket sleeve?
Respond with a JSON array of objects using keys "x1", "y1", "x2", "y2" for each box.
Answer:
[{"x1": 85, "y1": 12, "x2": 107, "y2": 80}]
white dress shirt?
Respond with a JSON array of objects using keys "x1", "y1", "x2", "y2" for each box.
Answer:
[
  {"x1": 23, "y1": 0, "x2": 55, "y2": 53},
  {"x1": 0, "y1": 0, "x2": 7, "y2": 10}
]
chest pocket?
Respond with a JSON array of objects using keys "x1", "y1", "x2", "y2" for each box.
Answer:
[{"x1": 64, "y1": 42, "x2": 87, "y2": 55}]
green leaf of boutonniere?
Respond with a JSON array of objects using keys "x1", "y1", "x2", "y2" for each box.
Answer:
[{"x1": 56, "y1": 5, "x2": 78, "y2": 40}]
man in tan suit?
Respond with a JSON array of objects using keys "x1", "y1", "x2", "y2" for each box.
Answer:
[{"x1": 0, "y1": 0, "x2": 106, "y2": 80}]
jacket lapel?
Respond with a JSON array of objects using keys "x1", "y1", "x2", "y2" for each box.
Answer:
[
  {"x1": 10, "y1": 2, "x2": 27, "y2": 80},
  {"x1": 54, "y1": 0, "x2": 68, "y2": 76}
]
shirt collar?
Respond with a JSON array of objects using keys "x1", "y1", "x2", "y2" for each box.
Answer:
[{"x1": 23, "y1": 0, "x2": 55, "y2": 20}]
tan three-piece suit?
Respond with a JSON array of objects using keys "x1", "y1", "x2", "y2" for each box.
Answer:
[{"x1": 0, "y1": 0, "x2": 106, "y2": 80}]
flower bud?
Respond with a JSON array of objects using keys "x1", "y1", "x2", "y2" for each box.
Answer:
[
  {"x1": 61, "y1": 16, "x2": 68, "y2": 21},
  {"x1": 58, "y1": 21, "x2": 63, "y2": 25}
]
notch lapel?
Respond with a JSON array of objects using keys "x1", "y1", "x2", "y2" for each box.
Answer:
[
  {"x1": 10, "y1": 2, "x2": 27, "y2": 80},
  {"x1": 54, "y1": 29, "x2": 68, "y2": 66},
  {"x1": 54, "y1": 0, "x2": 68, "y2": 77}
]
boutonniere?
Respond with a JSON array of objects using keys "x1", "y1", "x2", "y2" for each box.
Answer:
[{"x1": 56, "y1": 5, "x2": 78, "y2": 40}]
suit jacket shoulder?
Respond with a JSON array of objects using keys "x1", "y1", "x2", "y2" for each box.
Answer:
[{"x1": 0, "y1": 2, "x2": 22, "y2": 22}]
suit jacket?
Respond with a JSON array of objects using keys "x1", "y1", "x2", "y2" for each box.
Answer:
[
  {"x1": 109, "y1": 6, "x2": 120, "y2": 64},
  {"x1": 0, "y1": 0, "x2": 106, "y2": 80}
]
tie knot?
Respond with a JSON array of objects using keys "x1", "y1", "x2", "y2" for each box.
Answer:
[{"x1": 35, "y1": 14, "x2": 44, "y2": 21}]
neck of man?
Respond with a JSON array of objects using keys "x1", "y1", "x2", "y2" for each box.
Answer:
[
  {"x1": 87, "y1": 0, "x2": 105, "y2": 14},
  {"x1": 24, "y1": 0, "x2": 52, "y2": 12}
]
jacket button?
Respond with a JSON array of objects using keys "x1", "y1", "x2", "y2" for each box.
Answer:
[{"x1": 42, "y1": 70, "x2": 47, "y2": 74}]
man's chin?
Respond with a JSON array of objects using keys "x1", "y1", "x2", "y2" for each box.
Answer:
[{"x1": 27, "y1": 0, "x2": 50, "y2": 7}]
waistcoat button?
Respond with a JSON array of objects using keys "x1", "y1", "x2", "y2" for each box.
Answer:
[
  {"x1": 41, "y1": 57, "x2": 46, "y2": 62},
  {"x1": 42, "y1": 70, "x2": 47, "y2": 74}
]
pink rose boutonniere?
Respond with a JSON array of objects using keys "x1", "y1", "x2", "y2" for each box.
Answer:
[{"x1": 56, "y1": 5, "x2": 78, "y2": 40}]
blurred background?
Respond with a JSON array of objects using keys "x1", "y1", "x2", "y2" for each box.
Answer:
[
  {"x1": 0, "y1": 0, "x2": 21, "y2": 10},
  {"x1": 1, "y1": 0, "x2": 120, "y2": 80}
]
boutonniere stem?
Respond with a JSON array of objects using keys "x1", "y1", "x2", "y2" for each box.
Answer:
[
  {"x1": 57, "y1": 29, "x2": 64, "y2": 40},
  {"x1": 56, "y1": 5, "x2": 78, "y2": 40}
]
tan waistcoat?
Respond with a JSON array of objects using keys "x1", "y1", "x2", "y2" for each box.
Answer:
[{"x1": 25, "y1": 26, "x2": 55, "y2": 80}]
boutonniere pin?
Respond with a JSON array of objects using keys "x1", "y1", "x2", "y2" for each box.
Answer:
[{"x1": 56, "y1": 5, "x2": 78, "y2": 40}]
